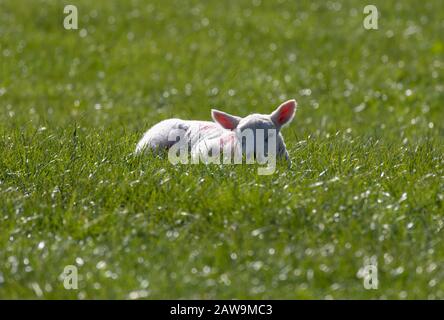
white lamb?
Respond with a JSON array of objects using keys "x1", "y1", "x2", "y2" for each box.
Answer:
[{"x1": 135, "y1": 99, "x2": 297, "y2": 169}]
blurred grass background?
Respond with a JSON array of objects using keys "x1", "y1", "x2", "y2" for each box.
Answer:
[{"x1": 0, "y1": 0, "x2": 443, "y2": 298}]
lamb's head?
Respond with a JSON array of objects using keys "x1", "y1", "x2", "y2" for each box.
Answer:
[{"x1": 211, "y1": 99, "x2": 297, "y2": 164}]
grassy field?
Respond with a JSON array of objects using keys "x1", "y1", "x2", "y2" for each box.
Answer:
[{"x1": 0, "y1": 0, "x2": 443, "y2": 299}]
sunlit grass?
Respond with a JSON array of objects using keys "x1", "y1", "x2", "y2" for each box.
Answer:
[{"x1": 0, "y1": 0, "x2": 443, "y2": 299}]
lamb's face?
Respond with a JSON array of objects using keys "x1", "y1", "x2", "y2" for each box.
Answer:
[
  {"x1": 235, "y1": 114, "x2": 283, "y2": 158},
  {"x1": 211, "y1": 99, "x2": 297, "y2": 162}
]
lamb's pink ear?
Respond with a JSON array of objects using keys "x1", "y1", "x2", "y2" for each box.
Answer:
[
  {"x1": 271, "y1": 99, "x2": 297, "y2": 128},
  {"x1": 211, "y1": 109, "x2": 241, "y2": 130}
]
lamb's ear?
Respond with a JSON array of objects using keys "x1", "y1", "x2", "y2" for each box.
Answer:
[
  {"x1": 271, "y1": 99, "x2": 297, "y2": 128},
  {"x1": 211, "y1": 109, "x2": 241, "y2": 130}
]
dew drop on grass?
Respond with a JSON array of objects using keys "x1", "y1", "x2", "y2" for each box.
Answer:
[
  {"x1": 320, "y1": 264, "x2": 330, "y2": 273},
  {"x1": 333, "y1": 212, "x2": 340, "y2": 222},
  {"x1": 251, "y1": 261, "x2": 263, "y2": 271},
  {"x1": 427, "y1": 263, "x2": 437, "y2": 273},
  {"x1": 128, "y1": 290, "x2": 149, "y2": 300},
  {"x1": 96, "y1": 261, "x2": 106, "y2": 270},
  {"x1": 393, "y1": 266, "x2": 404, "y2": 275},
  {"x1": 307, "y1": 269, "x2": 314, "y2": 281},
  {"x1": 30, "y1": 283, "x2": 43, "y2": 297},
  {"x1": 399, "y1": 192, "x2": 408, "y2": 203},
  {"x1": 354, "y1": 103, "x2": 366, "y2": 113},
  {"x1": 76, "y1": 257, "x2": 84, "y2": 266},
  {"x1": 203, "y1": 266, "x2": 211, "y2": 275},
  {"x1": 299, "y1": 88, "x2": 312, "y2": 96},
  {"x1": 79, "y1": 29, "x2": 88, "y2": 38},
  {"x1": 429, "y1": 279, "x2": 437, "y2": 287}
]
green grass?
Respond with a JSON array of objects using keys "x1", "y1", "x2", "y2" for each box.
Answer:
[{"x1": 0, "y1": 0, "x2": 443, "y2": 299}]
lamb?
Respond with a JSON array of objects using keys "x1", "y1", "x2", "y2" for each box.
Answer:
[{"x1": 135, "y1": 99, "x2": 297, "y2": 173}]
